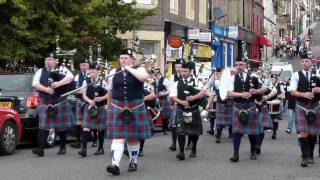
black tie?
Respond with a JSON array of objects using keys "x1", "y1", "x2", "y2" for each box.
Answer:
[
  {"x1": 240, "y1": 73, "x2": 244, "y2": 82},
  {"x1": 184, "y1": 79, "x2": 188, "y2": 85},
  {"x1": 306, "y1": 71, "x2": 309, "y2": 82}
]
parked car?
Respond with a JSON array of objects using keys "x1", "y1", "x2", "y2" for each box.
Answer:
[
  {"x1": 0, "y1": 72, "x2": 56, "y2": 147},
  {"x1": 0, "y1": 107, "x2": 22, "y2": 155}
]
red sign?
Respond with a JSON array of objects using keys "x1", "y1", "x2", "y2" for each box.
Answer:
[{"x1": 167, "y1": 34, "x2": 183, "y2": 48}]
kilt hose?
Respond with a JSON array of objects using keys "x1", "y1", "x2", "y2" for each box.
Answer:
[
  {"x1": 216, "y1": 102, "x2": 233, "y2": 126},
  {"x1": 175, "y1": 107, "x2": 203, "y2": 136},
  {"x1": 75, "y1": 101, "x2": 84, "y2": 125},
  {"x1": 169, "y1": 104, "x2": 177, "y2": 128},
  {"x1": 258, "y1": 105, "x2": 273, "y2": 130},
  {"x1": 105, "y1": 99, "x2": 152, "y2": 139},
  {"x1": 38, "y1": 98, "x2": 75, "y2": 129},
  {"x1": 82, "y1": 104, "x2": 106, "y2": 131},
  {"x1": 232, "y1": 102, "x2": 263, "y2": 135},
  {"x1": 295, "y1": 101, "x2": 320, "y2": 135},
  {"x1": 158, "y1": 96, "x2": 172, "y2": 119}
]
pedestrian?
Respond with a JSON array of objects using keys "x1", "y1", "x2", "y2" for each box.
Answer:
[
  {"x1": 32, "y1": 52, "x2": 75, "y2": 156},
  {"x1": 105, "y1": 48, "x2": 151, "y2": 175}
]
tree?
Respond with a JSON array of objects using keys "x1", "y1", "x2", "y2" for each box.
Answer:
[{"x1": 0, "y1": 0, "x2": 155, "y2": 67}]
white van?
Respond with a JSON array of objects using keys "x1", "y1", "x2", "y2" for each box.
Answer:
[{"x1": 270, "y1": 62, "x2": 293, "y2": 80}]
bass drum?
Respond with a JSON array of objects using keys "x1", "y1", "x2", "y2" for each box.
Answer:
[{"x1": 219, "y1": 68, "x2": 232, "y2": 101}]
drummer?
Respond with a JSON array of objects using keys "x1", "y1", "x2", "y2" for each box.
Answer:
[{"x1": 205, "y1": 69, "x2": 219, "y2": 136}]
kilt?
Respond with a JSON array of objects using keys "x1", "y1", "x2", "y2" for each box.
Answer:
[
  {"x1": 258, "y1": 105, "x2": 273, "y2": 129},
  {"x1": 75, "y1": 101, "x2": 84, "y2": 125},
  {"x1": 208, "y1": 110, "x2": 216, "y2": 125},
  {"x1": 38, "y1": 98, "x2": 75, "y2": 129},
  {"x1": 216, "y1": 102, "x2": 233, "y2": 126},
  {"x1": 159, "y1": 96, "x2": 172, "y2": 118},
  {"x1": 232, "y1": 102, "x2": 262, "y2": 135},
  {"x1": 82, "y1": 105, "x2": 106, "y2": 131},
  {"x1": 105, "y1": 99, "x2": 152, "y2": 139},
  {"x1": 169, "y1": 104, "x2": 177, "y2": 127},
  {"x1": 295, "y1": 101, "x2": 320, "y2": 135},
  {"x1": 176, "y1": 107, "x2": 203, "y2": 135}
]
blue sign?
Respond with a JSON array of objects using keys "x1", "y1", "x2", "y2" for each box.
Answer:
[{"x1": 211, "y1": 24, "x2": 225, "y2": 37}]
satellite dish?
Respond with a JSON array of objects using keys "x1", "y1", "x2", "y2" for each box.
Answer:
[{"x1": 213, "y1": 7, "x2": 224, "y2": 19}]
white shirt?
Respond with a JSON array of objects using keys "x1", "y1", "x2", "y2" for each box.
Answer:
[
  {"x1": 288, "y1": 70, "x2": 311, "y2": 91},
  {"x1": 32, "y1": 66, "x2": 74, "y2": 86},
  {"x1": 106, "y1": 67, "x2": 145, "y2": 91},
  {"x1": 169, "y1": 77, "x2": 194, "y2": 97},
  {"x1": 169, "y1": 73, "x2": 180, "y2": 89},
  {"x1": 81, "y1": 77, "x2": 108, "y2": 92},
  {"x1": 228, "y1": 72, "x2": 247, "y2": 92}
]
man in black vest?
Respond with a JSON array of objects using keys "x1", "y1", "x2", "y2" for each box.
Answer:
[
  {"x1": 70, "y1": 58, "x2": 89, "y2": 149},
  {"x1": 32, "y1": 52, "x2": 75, "y2": 156},
  {"x1": 228, "y1": 59, "x2": 265, "y2": 162},
  {"x1": 169, "y1": 62, "x2": 206, "y2": 160},
  {"x1": 289, "y1": 56, "x2": 320, "y2": 167}
]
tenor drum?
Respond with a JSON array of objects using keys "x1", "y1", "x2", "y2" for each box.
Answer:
[{"x1": 266, "y1": 100, "x2": 281, "y2": 114}]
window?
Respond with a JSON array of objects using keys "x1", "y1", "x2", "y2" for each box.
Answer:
[
  {"x1": 199, "y1": 0, "x2": 206, "y2": 24},
  {"x1": 140, "y1": 41, "x2": 156, "y2": 56},
  {"x1": 281, "y1": 1, "x2": 287, "y2": 14},
  {"x1": 170, "y1": 0, "x2": 178, "y2": 14},
  {"x1": 279, "y1": 29, "x2": 285, "y2": 37},
  {"x1": 186, "y1": 0, "x2": 195, "y2": 20},
  {"x1": 123, "y1": 0, "x2": 152, "y2": 4},
  {"x1": 123, "y1": 0, "x2": 157, "y2": 9}
]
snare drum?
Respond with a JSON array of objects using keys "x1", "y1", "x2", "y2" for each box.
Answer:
[{"x1": 266, "y1": 100, "x2": 281, "y2": 114}]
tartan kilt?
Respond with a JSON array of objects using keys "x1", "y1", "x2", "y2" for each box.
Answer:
[
  {"x1": 75, "y1": 101, "x2": 84, "y2": 124},
  {"x1": 232, "y1": 102, "x2": 263, "y2": 135},
  {"x1": 159, "y1": 96, "x2": 172, "y2": 118},
  {"x1": 82, "y1": 105, "x2": 106, "y2": 131},
  {"x1": 258, "y1": 105, "x2": 273, "y2": 129},
  {"x1": 38, "y1": 98, "x2": 75, "y2": 129},
  {"x1": 105, "y1": 99, "x2": 152, "y2": 139},
  {"x1": 208, "y1": 110, "x2": 216, "y2": 125},
  {"x1": 169, "y1": 104, "x2": 177, "y2": 127},
  {"x1": 216, "y1": 102, "x2": 233, "y2": 126},
  {"x1": 295, "y1": 101, "x2": 320, "y2": 135},
  {"x1": 176, "y1": 107, "x2": 203, "y2": 135}
]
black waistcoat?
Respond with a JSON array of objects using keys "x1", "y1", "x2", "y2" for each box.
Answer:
[
  {"x1": 233, "y1": 73, "x2": 260, "y2": 103},
  {"x1": 86, "y1": 78, "x2": 108, "y2": 107},
  {"x1": 177, "y1": 78, "x2": 197, "y2": 108},
  {"x1": 297, "y1": 71, "x2": 320, "y2": 103}
]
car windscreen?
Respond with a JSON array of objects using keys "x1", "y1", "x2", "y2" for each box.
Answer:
[
  {"x1": 0, "y1": 74, "x2": 30, "y2": 92},
  {"x1": 271, "y1": 71, "x2": 292, "y2": 78}
]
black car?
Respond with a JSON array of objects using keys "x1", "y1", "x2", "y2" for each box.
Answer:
[{"x1": 0, "y1": 72, "x2": 56, "y2": 147}]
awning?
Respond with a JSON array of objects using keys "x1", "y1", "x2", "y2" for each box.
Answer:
[{"x1": 258, "y1": 35, "x2": 272, "y2": 47}]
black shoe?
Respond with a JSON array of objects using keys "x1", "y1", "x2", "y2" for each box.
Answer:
[
  {"x1": 106, "y1": 165, "x2": 120, "y2": 175},
  {"x1": 91, "y1": 142, "x2": 98, "y2": 147},
  {"x1": 78, "y1": 148, "x2": 87, "y2": 157},
  {"x1": 301, "y1": 159, "x2": 308, "y2": 167},
  {"x1": 138, "y1": 150, "x2": 144, "y2": 157},
  {"x1": 216, "y1": 137, "x2": 221, "y2": 143},
  {"x1": 250, "y1": 152, "x2": 257, "y2": 160},
  {"x1": 94, "y1": 149, "x2": 104, "y2": 155},
  {"x1": 207, "y1": 130, "x2": 215, "y2": 135},
  {"x1": 176, "y1": 152, "x2": 185, "y2": 160},
  {"x1": 128, "y1": 161, "x2": 138, "y2": 172},
  {"x1": 32, "y1": 148, "x2": 44, "y2": 157},
  {"x1": 70, "y1": 141, "x2": 81, "y2": 149},
  {"x1": 186, "y1": 144, "x2": 192, "y2": 150},
  {"x1": 307, "y1": 157, "x2": 314, "y2": 164},
  {"x1": 255, "y1": 146, "x2": 261, "y2": 155},
  {"x1": 272, "y1": 134, "x2": 276, "y2": 140},
  {"x1": 189, "y1": 149, "x2": 197, "y2": 158},
  {"x1": 57, "y1": 147, "x2": 66, "y2": 155},
  {"x1": 230, "y1": 154, "x2": 239, "y2": 162},
  {"x1": 285, "y1": 128, "x2": 291, "y2": 134},
  {"x1": 169, "y1": 145, "x2": 176, "y2": 151}
]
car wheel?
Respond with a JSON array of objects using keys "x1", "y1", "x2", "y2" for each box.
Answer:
[
  {"x1": 46, "y1": 129, "x2": 56, "y2": 147},
  {"x1": 0, "y1": 121, "x2": 18, "y2": 155}
]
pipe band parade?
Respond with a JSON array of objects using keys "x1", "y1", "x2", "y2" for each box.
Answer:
[{"x1": 24, "y1": 36, "x2": 320, "y2": 177}]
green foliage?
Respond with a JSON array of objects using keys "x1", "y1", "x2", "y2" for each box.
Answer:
[{"x1": 0, "y1": 0, "x2": 155, "y2": 67}]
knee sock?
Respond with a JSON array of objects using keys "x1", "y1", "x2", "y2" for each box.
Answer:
[
  {"x1": 257, "y1": 133, "x2": 265, "y2": 147},
  {"x1": 58, "y1": 130, "x2": 67, "y2": 148},
  {"x1": 75, "y1": 125, "x2": 82, "y2": 142},
  {"x1": 272, "y1": 122, "x2": 278, "y2": 134},
  {"x1": 110, "y1": 142, "x2": 124, "y2": 167},
  {"x1": 232, "y1": 133, "x2": 242, "y2": 155},
  {"x1": 98, "y1": 130, "x2": 105, "y2": 150},
  {"x1": 92, "y1": 129, "x2": 98, "y2": 143},
  {"x1": 299, "y1": 137, "x2": 310, "y2": 160},
  {"x1": 248, "y1": 135, "x2": 257, "y2": 154},
  {"x1": 139, "y1": 139, "x2": 145, "y2": 152},
  {"x1": 81, "y1": 131, "x2": 90, "y2": 149},
  {"x1": 187, "y1": 135, "x2": 191, "y2": 146},
  {"x1": 171, "y1": 127, "x2": 177, "y2": 146},
  {"x1": 127, "y1": 143, "x2": 140, "y2": 164},
  {"x1": 216, "y1": 127, "x2": 222, "y2": 138},
  {"x1": 308, "y1": 135, "x2": 317, "y2": 158},
  {"x1": 228, "y1": 126, "x2": 233, "y2": 137},
  {"x1": 178, "y1": 135, "x2": 186, "y2": 153},
  {"x1": 38, "y1": 129, "x2": 47, "y2": 149},
  {"x1": 190, "y1": 135, "x2": 199, "y2": 151}
]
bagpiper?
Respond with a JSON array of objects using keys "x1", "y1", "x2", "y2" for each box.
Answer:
[
  {"x1": 289, "y1": 56, "x2": 320, "y2": 167},
  {"x1": 32, "y1": 52, "x2": 75, "y2": 156}
]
